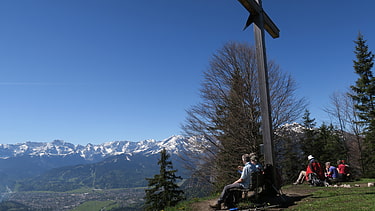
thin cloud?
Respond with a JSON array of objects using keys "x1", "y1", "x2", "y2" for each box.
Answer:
[{"x1": 0, "y1": 82, "x2": 66, "y2": 86}]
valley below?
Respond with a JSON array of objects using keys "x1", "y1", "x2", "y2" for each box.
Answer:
[{"x1": 3, "y1": 188, "x2": 146, "y2": 210}]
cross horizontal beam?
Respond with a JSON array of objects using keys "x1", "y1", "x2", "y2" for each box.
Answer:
[{"x1": 238, "y1": 0, "x2": 280, "y2": 38}]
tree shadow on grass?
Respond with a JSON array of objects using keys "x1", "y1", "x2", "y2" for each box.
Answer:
[
  {"x1": 239, "y1": 193, "x2": 312, "y2": 210},
  {"x1": 266, "y1": 194, "x2": 312, "y2": 208}
]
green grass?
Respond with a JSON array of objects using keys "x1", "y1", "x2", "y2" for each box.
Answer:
[
  {"x1": 165, "y1": 179, "x2": 375, "y2": 211},
  {"x1": 288, "y1": 179, "x2": 375, "y2": 211},
  {"x1": 356, "y1": 178, "x2": 375, "y2": 183},
  {"x1": 289, "y1": 188, "x2": 375, "y2": 210}
]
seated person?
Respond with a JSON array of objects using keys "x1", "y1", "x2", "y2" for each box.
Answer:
[
  {"x1": 293, "y1": 170, "x2": 306, "y2": 185},
  {"x1": 248, "y1": 155, "x2": 263, "y2": 190},
  {"x1": 294, "y1": 155, "x2": 324, "y2": 185},
  {"x1": 238, "y1": 154, "x2": 263, "y2": 174},
  {"x1": 210, "y1": 154, "x2": 255, "y2": 210},
  {"x1": 305, "y1": 155, "x2": 325, "y2": 185},
  {"x1": 337, "y1": 160, "x2": 350, "y2": 181},
  {"x1": 325, "y1": 162, "x2": 339, "y2": 184}
]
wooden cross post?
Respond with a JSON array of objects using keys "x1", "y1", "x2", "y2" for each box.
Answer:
[{"x1": 238, "y1": 0, "x2": 280, "y2": 192}]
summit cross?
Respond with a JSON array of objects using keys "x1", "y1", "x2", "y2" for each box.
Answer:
[{"x1": 238, "y1": 0, "x2": 279, "y2": 173}]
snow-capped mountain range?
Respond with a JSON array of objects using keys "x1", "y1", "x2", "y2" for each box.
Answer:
[
  {"x1": 0, "y1": 123, "x2": 305, "y2": 161},
  {"x1": 0, "y1": 124, "x2": 306, "y2": 192},
  {"x1": 0, "y1": 135, "x2": 207, "y2": 191},
  {"x1": 0, "y1": 135, "x2": 203, "y2": 160}
]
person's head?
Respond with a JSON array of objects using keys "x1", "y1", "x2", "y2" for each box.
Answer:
[
  {"x1": 242, "y1": 154, "x2": 251, "y2": 163},
  {"x1": 250, "y1": 155, "x2": 258, "y2": 164},
  {"x1": 325, "y1": 162, "x2": 331, "y2": 167},
  {"x1": 308, "y1": 155, "x2": 314, "y2": 161}
]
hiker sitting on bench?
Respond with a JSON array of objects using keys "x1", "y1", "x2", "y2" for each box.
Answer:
[
  {"x1": 238, "y1": 155, "x2": 263, "y2": 175},
  {"x1": 210, "y1": 154, "x2": 258, "y2": 210}
]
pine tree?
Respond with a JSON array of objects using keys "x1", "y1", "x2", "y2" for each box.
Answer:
[
  {"x1": 213, "y1": 68, "x2": 262, "y2": 189},
  {"x1": 276, "y1": 134, "x2": 302, "y2": 184},
  {"x1": 317, "y1": 123, "x2": 347, "y2": 164},
  {"x1": 350, "y1": 33, "x2": 375, "y2": 127},
  {"x1": 300, "y1": 110, "x2": 318, "y2": 157},
  {"x1": 144, "y1": 148, "x2": 184, "y2": 211},
  {"x1": 349, "y1": 33, "x2": 375, "y2": 177}
]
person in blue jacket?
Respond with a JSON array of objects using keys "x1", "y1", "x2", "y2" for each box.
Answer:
[
  {"x1": 210, "y1": 154, "x2": 255, "y2": 210},
  {"x1": 325, "y1": 162, "x2": 339, "y2": 185}
]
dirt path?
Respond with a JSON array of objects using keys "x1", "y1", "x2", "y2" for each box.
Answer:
[{"x1": 190, "y1": 198, "x2": 218, "y2": 211}]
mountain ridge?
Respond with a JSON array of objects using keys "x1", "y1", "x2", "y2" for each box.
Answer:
[
  {"x1": 0, "y1": 123, "x2": 306, "y2": 192},
  {"x1": 0, "y1": 135, "x2": 209, "y2": 191},
  {"x1": 0, "y1": 135, "x2": 201, "y2": 160},
  {"x1": 0, "y1": 122, "x2": 304, "y2": 160}
]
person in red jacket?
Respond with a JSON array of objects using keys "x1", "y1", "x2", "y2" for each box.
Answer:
[
  {"x1": 337, "y1": 160, "x2": 350, "y2": 181},
  {"x1": 305, "y1": 155, "x2": 325, "y2": 185},
  {"x1": 293, "y1": 155, "x2": 324, "y2": 185}
]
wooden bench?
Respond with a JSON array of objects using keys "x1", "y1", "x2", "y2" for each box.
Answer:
[{"x1": 227, "y1": 171, "x2": 265, "y2": 207}]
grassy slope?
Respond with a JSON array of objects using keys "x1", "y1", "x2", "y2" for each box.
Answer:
[
  {"x1": 288, "y1": 180, "x2": 375, "y2": 210},
  {"x1": 166, "y1": 179, "x2": 375, "y2": 211}
]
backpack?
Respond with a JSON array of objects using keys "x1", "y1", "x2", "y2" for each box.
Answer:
[
  {"x1": 308, "y1": 173, "x2": 324, "y2": 186},
  {"x1": 307, "y1": 161, "x2": 325, "y2": 180}
]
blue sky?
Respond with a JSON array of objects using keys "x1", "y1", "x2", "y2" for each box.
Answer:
[{"x1": 0, "y1": 0, "x2": 374, "y2": 145}]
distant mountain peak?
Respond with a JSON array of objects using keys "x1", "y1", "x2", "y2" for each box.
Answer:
[{"x1": 278, "y1": 122, "x2": 305, "y2": 133}]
